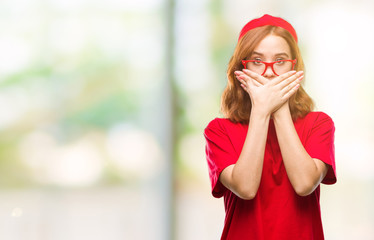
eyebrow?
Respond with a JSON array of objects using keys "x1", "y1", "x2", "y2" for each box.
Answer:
[{"x1": 251, "y1": 51, "x2": 290, "y2": 58}]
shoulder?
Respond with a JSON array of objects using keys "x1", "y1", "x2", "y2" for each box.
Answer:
[
  {"x1": 204, "y1": 118, "x2": 231, "y2": 137},
  {"x1": 205, "y1": 117, "x2": 245, "y2": 131},
  {"x1": 300, "y1": 111, "x2": 334, "y2": 125},
  {"x1": 303, "y1": 111, "x2": 332, "y2": 120},
  {"x1": 205, "y1": 118, "x2": 233, "y2": 130},
  {"x1": 297, "y1": 111, "x2": 335, "y2": 134},
  {"x1": 204, "y1": 118, "x2": 244, "y2": 139}
]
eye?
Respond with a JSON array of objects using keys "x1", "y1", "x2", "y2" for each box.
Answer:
[
  {"x1": 252, "y1": 58, "x2": 262, "y2": 65},
  {"x1": 275, "y1": 58, "x2": 285, "y2": 65}
]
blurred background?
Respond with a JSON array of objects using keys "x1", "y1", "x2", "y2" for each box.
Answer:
[{"x1": 0, "y1": 0, "x2": 373, "y2": 239}]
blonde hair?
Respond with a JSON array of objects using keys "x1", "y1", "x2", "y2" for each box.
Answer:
[{"x1": 221, "y1": 25, "x2": 314, "y2": 123}]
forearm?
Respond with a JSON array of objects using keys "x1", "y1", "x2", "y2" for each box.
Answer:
[
  {"x1": 227, "y1": 70, "x2": 304, "y2": 199},
  {"x1": 273, "y1": 108, "x2": 325, "y2": 196},
  {"x1": 225, "y1": 110, "x2": 270, "y2": 199}
]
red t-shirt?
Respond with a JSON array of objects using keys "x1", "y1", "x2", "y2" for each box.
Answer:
[{"x1": 204, "y1": 111, "x2": 336, "y2": 240}]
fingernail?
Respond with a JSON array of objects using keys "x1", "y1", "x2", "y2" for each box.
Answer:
[{"x1": 234, "y1": 71, "x2": 241, "y2": 75}]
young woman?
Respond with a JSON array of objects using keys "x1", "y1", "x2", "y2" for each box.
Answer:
[{"x1": 204, "y1": 14, "x2": 336, "y2": 240}]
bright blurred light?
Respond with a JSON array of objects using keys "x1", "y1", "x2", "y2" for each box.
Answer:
[
  {"x1": 11, "y1": 207, "x2": 23, "y2": 218},
  {"x1": 338, "y1": 140, "x2": 374, "y2": 181},
  {"x1": 48, "y1": 0, "x2": 164, "y2": 11},
  {"x1": 175, "y1": 2, "x2": 213, "y2": 92},
  {"x1": 49, "y1": 19, "x2": 88, "y2": 55},
  {"x1": 306, "y1": 2, "x2": 374, "y2": 182},
  {"x1": 0, "y1": 37, "x2": 32, "y2": 75},
  {"x1": 19, "y1": 131, "x2": 104, "y2": 187},
  {"x1": 47, "y1": 139, "x2": 103, "y2": 186},
  {"x1": 106, "y1": 124, "x2": 164, "y2": 179},
  {"x1": 178, "y1": 133, "x2": 207, "y2": 180},
  {"x1": 0, "y1": 87, "x2": 30, "y2": 129}
]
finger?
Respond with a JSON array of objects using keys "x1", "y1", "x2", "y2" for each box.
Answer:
[
  {"x1": 282, "y1": 83, "x2": 300, "y2": 100},
  {"x1": 280, "y1": 74, "x2": 303, "y2": 94},
  {"x1": 238, "y1": 79, "x2": 254, "y2": 94},
  {"x1": 236, "y1": 75, "x2": 255, "y2": 94},
  {"x1": 249, "y1": 78, "x2": 261, "y2": 87},
  {"x1": 240, "y1": 83, "x2": 248, "y2": 92},
  {"x1": 246, "y1": 77, "x2": 257, "y2": 89},
  {"x1": 271, "y1": 70, "x2": 297, "y2": 86},
  {"x1": 242, "y1": 69, "x2": 269, "y2": 85},
  {"x1": 235, "y1": 74, "x2": 249, "y2": 88},
  {"x1": 278, "y1": 71, "x2": 303, "y2": 89},
  {"x1": 248, "y1": 78, "x2": 262, "y2": 87},
  {"x1": 235, "y1": 71, "x2": 261, "y2": 87}
]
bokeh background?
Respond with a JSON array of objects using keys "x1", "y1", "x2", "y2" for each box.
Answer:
[{"x1": 0, "y1": 0, "x2": 373, "y2": 239}]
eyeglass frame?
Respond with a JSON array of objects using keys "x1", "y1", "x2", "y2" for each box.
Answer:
[{"x1": 241, "y1": 59, "x2": 297, "y2": 76}]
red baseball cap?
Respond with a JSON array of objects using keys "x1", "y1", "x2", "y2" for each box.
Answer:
[{"x1": 238, "y1": 14, "x2": 298, "y2": 43}]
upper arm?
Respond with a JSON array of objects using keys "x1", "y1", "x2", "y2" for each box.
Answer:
[
  {"x1": 305, "y1": 112, "x2": 336, "y2": 184},
  {"x1": 204, "y1": 119, "x2": 238, "y2": 198}
]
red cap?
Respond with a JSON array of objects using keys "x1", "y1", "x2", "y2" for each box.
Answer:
[{"x1": 238, "y1": 14, "x2": 298, "y2": 43}]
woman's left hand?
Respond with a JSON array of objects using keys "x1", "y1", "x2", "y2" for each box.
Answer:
[{"x1": 235, "y1": 69, "x2": 303, "y2": 115}]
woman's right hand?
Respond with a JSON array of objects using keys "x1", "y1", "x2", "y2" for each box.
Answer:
[{"x1": 234, "y1": 69, "x2": 303, "y2": 117}]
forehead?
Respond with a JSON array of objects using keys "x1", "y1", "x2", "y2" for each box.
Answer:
[{"x1": 252, "y1": 34, "x2": 291, "y2": 56}]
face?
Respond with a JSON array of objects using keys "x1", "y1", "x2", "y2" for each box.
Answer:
[{"x1": 247, "y1": 34, "x2": 293, "y2": 79}]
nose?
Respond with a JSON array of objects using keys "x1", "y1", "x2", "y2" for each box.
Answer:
[{"x1": 262, "y1": 65, "x2": 276, "y2": 79}]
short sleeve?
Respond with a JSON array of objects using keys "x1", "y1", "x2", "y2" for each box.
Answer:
[
  {"x1": 204, "y1": 119, "x2": 237, "y2": 198},
  {"x1": 305, "y1": 112, "x2": 336, "y2": 184}
]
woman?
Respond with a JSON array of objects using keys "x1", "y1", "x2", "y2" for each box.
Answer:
[{"x1": 204, "y1": 14, "x2": 336, "y2": 240}]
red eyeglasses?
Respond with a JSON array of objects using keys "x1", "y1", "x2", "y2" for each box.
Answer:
[{"x1": 241, "y1": 59, "x2": 297, "y2": 76}]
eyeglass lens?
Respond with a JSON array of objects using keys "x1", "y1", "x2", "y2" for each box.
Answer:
[{"x1": 246, "y1": 61, "x2": 293, "y2": 75}]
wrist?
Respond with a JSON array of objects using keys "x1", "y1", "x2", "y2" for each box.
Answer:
[
  {"x1": 274, "y1": 102, "x2": 290, "y2": 115},
  {"x1": 250, "y1": 107, "x2": 271, "y2": 121}
]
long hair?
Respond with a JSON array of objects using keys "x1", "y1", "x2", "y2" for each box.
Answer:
[{"x1": 221, "y1": 25, "x2": 314, "y2": 123}]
